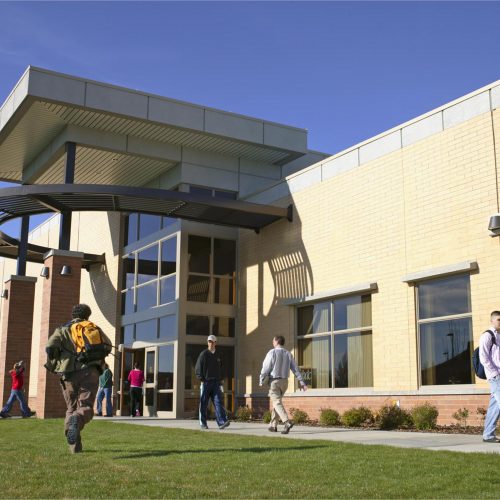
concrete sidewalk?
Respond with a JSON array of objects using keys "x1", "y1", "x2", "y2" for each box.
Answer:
[{"x1": 103, "y1": 417, "x2": 500, "y2": 454}]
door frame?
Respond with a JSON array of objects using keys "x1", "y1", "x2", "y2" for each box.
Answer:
[{"x1": 142, "y1": 342, "x2": 177, "y2": 418}]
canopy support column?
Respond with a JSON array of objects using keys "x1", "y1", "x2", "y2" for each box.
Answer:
[
  {"x1": 16, "y1": 215, "x2": 29, "y2": 276},
  {"x1": 58, "y1": 142, "x2": 76, "y2": 251}
]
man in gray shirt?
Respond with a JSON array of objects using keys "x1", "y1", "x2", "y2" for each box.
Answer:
[{"x1": 259, "y1": 335, "x2": 307, "y2": 434}]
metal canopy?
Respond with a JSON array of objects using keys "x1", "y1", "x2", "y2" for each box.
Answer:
[
  {"x1": 0, "y1": 229, "x2": 104, "y2": 266},
  {"x1": 0, "y1": 184, "x2": 292, "y2": 231}
]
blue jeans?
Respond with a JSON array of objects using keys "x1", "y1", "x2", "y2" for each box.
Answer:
[
  {"x1": 199, "y1": 380, "x2": 227, "y2": 428},
  {"x1": 2, "y1": 389, "x2": 31, "y2": 416},
  {"x1": 96, "y1": 387, "x2": 113, "y2": 416},
  {"x1": 483, "y1": 376, "x2": 500, "y2": 439}
]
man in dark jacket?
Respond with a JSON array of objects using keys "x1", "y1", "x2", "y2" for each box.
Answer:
[
  {"x1": 96, "y1": 363, "x2": 113, "y2": 417},
  {"x1": 45, "y1": 304, "x2": 111, "y2": 453},
  {"x1": 195, "y1": 335, "x2": 230, "y2": 430}
]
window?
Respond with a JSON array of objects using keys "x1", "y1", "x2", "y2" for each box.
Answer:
[
  {"x1": 121, "y1": 235, "x2": 177, "y2": 314},
  {"x1": 122, "y1": 314, "x2": 177, "y2": 345},
  {"x1": 189, "y1": 185, "x2": 237, "y2": 200},
  {"x1": 187, "y1": 235, "x2": 236, "y2": 305},
  {"x1": 184, "y1": 344, "x2": 234, "y2": 413},
  {"x1": 297, "y1": 295, "x2": 373, "y2": 389},
  {"x1": 417, "y1": 275, "x2": 473, "y2": 385},
  {"x1": 125, "y1": 213, "x2": 176, "y2": 246},
  {"x1": 186, "y1": 315, "x2": 235, "y2": 337}
]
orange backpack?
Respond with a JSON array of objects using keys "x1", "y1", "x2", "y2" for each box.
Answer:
[{"x1": 70, "y1": 320, "x2": 111, "y2": 363}]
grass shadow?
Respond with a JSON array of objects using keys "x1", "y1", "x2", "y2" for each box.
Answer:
[{"x1": 114, "y1": 444, "x2": 328, "y2": 459}]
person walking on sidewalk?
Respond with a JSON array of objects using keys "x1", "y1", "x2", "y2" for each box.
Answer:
[
  {"x1": 480, "y1": 310, "x2": 500, "y2": 443},
  {"x1": 45, "y1": 304, "x2": 111, "y2": 453},
  {"x1": 0, "y1": 360, "x2": 35, "y2": 418},
  {"x1": 195, "y1": 335, "x2": 230, "y2": 430},
  {"x1": 128, "y1": 362, "x2": 144, "y2": 417},
  {"x1": 96, "y1": 363, "x2": 113, "y2": 417},
  {"x1": 259, "y1": 335, "x2": 307, "y2": 434}
]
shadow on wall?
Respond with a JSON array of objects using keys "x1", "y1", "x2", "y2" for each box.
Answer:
[
  {"x1": 86, "y1": 212, "x2": 123, "y2": 327},
  {"x1": 240, "y1": 194, "x2": 313, "y2": 329}
]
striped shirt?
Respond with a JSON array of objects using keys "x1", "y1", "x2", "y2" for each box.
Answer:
[{"x1": 259, "y1": 346, "x2": 305, "y2": 386}]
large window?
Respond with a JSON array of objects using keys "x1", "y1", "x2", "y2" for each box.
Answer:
[
  {"x1": 184, "y1": 344, "x2": 234, "y2": 413},
  {"x1": 186, "y1": 315, "x2": 235, "y2": 337},
  {"x1": 125, "y1": 213, "x2": 176, "y2": 246},
  {"x1": 417, "y1": 275, "x2": 473, "y2": 385},
  {"x1": 187, "y1": 235, "x2": 236, "y2": 305},
  {"x1": 121, "y1": 314, "x2": 177, "y2": 345},
  {"x1": 297, "y1": 295, "x2": 373, "y2": 389},
  {"x1": 121, "y1": 235, "x2": 177, "y2": 315}
]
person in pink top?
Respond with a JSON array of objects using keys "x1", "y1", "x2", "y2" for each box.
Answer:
[{"x1": 127, "y1": 362, "x2": 145, "y2": 417}]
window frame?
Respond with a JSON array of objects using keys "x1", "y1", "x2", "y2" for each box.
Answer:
[
  {"x1": 296, "y1": 293, "x2": 374, "y2": 390},
  {"x1": 121, "y1": 233, "x2": 178, "y2": 315},
  {"x1": 187, "y1": 235, "x2": 236, "y2": 305},
  {"x1": 415, "y1": 274, "x2": 474, "y2": 387}
]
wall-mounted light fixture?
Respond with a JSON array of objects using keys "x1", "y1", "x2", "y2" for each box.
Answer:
[
  {"x1": 40, "y1": 266, "x2": 50, "y2": 279},
  {"x1": 1, "y1": 290, "x2": 8, "y2": 299},
  {"x1": 60, "y1": 265, "x2": 72, "y2": 276}
]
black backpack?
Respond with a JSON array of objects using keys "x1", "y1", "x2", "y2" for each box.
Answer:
[{"x1": 472, "y1": 330, "x2": 496, "y2": 380}]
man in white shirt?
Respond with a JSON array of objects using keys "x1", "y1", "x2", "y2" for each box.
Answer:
[
  {"x1": 479, "y1": 311, "x2": 500, "y2": 443},
  {"x1": 259, "y1": 335, "x2": 307, "y2": 434}
]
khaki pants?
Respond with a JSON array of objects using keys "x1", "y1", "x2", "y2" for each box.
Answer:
[
  {"x1": 60, "y1": 367, "x2": 99, "y2": 446},
  {"x1": 269, "y1": 378, "x2": 289, "y2": 428}
]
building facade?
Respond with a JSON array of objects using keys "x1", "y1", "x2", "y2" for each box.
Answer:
[{"x1": 1, "y1": 67, "x2": 500, "y2": 424}]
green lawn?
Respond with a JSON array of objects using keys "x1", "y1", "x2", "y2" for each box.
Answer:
[{"x1": 0, "y1": 419, "x2": 499, "y2": 499}]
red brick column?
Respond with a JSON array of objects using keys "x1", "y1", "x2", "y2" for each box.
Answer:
[
  {"x1": 0, "y1": 276, "x2": 37, "y2": 416},
  {"x1": 36, "y1": 250, "x2": 83, "y2": 418}
]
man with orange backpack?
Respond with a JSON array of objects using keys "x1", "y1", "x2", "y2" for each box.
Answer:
[{"x1": 45, "y1": 304, "x2": 111, "y2": 453}]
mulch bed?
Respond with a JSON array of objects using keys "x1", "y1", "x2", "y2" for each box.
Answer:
[{"x1": 253, "y1": 419, "x2": 484, "y2": 435}]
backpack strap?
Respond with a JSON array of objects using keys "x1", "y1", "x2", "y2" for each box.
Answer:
[{"x1": 484, "y1": 329, "x2": 497, "y2": 347}]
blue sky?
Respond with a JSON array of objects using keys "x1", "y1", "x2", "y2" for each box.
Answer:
[{"x1": 1, "y1": 1, "x2": 500, "y2": 235}]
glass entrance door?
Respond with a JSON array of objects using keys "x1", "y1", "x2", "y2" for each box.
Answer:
[
  {"x1": 119, "y1": 347, "x2": 145, "y2": 416},
  {"x1": 144, "y1": 347, "x2": 156, "y2": 417},
  {"x1": 143, "y1": 343, "x2": 177, "y2": 417}
]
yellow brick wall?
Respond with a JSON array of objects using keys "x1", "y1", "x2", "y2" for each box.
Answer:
[{"x1": 239, "y1": 110, "x2": 500, "y2": 397}]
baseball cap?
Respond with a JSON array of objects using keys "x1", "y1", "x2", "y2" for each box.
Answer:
[{"x1": 207, "y1": 335, "x2": 217, "y2": 342}]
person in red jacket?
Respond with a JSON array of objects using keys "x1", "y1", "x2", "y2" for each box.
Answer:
[{"x1": 0, "y1": 360, "x2": 35, "y2": 418}]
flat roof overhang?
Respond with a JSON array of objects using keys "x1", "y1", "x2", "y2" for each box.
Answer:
[
  {"x1": 0, "y1": 67, "x2": 308, "y2": 185},
  {"x1": 0, "y1": 184, "x2": 292, "y2": 231}
]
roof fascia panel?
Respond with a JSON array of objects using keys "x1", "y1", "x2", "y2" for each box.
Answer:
[
  {"x1": 2, "y1": 67, "x2": 307, "y2": 155},
  {"x1": 27, "y1": 67, "x2": 86, "y2": 107}
]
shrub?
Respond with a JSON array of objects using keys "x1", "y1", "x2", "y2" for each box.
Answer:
[
  {"x1": 376, "y1": 405, "x2": 412, "y2": 430},
  {"x1": 411, "y1": 403, "x2": 438, "y2": 430},
  {"x1": 262, "y1": 410, "x2": 271, "y2": 424},
  {"x1": 290, "y1": 407, "x2": 309, "y2": 424},
  {"x1": 341, "y1": 406, "x2": 373, "y2": 427},
  {"x1": 477, "y1": 406, "x2": 487, "y2": 425},
  {"x1": 453, "y1": 407, "x2": 469, "y2": 427},
  {"x1": 319, "y1": 408, "x2": 340, "y2": 426},
  {"x1": 235, "y1": 405, "x2": 252, "y2": 422}
]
